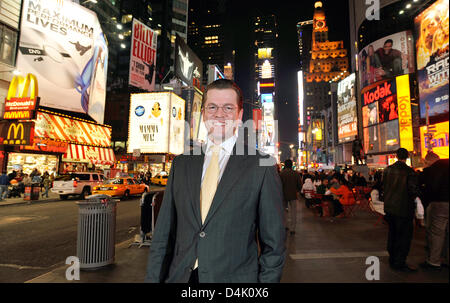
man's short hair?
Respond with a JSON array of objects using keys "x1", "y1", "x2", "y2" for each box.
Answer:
[
  {"x1": 384, "y1": 39, "x2": 393, "y2": 45},
  {"x1": 202, "y1": 79, "x2": 244, "y2": 110},
  {"x1": 424, "y1": 151, "x2": 440, "y2": 166},
  {"x1": 396, "y1": 148, "x2": 409, "y2": 160},
  {"x1": 284, "y1": 159, "x2": 293, "y2": 169}
]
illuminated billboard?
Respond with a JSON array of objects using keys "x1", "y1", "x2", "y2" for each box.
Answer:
[
  {"x1": 420, "y1": 121, "x2": 449, "y2": 159},
  {"x1": 258, "y1": 48, "x2": 273, "y2": 59},
  {"x1": 261, "y1": 93, "x2": 273, "y2": 103},
  {"x1": 128, "y1": 92, "x2": 185, "y2": 155},
  {"x1": 260, "y1": 60, "x2": 274, "y2": 79},
  {"x1": 396, "y1": 74, "x2": 413, "y2": 151},
  {"x1": 361, "y1": 77, "x2": 404, "y2": 155},
  {"x1": 16, "y1": 0, "x2": 108, "y2": 124},
  {"x1": 337, "y1": 73, "x2": 357, "y2": 143},
  {"x1": 414, "y1": 0, "x2": 449, "y2": 120},
  {"x1": 358, "y1": 31, "x2": 415, "y2": 90},
  {"x1": 175, "y1": 34, "x2": 202, "y2": 86},
  {"x1": 129, "y1": 19, "x2": 158, "y2": 92}
]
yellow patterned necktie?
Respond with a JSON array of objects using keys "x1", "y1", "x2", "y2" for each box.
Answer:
[{"x1": 200, "y1": 144, "x2": 221, "y2": 224}]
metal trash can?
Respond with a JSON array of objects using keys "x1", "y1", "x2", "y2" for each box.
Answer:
[
  {"x1": 24, "y1": 183, "x2": 40, "y2": 201},
  {"x1": 76, "y1": 194, "x2": 118, "y2": 270}
]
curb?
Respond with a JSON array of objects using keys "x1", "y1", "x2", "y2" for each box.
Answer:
[
  {"x1": 25, "y1": 238, "x2": 137, "y2": 283},
  {"x1": 0, "y1": 198, "x2": 62, "y2": 207}
]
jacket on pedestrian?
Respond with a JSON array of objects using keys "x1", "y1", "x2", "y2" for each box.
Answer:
[
  {"x1": 301, "y1": 178, "x2": 316, "y2": 199},
  {"x1": 329, "y1": 185, "x2": 355, "y2": 205},
  {"x1": 419, "y1": 159, "x2": 449, "y2": 207},
  {"x1": 382, "y1": 161, "x2": 419, "y2": 218},
  {"x1": 279, "y1": 168, "x2": 302, "y2": 201},
  {"x1": 0, "y1": 174, "x2": 9, "y2": 186}
]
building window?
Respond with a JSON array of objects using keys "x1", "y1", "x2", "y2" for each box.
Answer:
[{"x1": 0, "y1": 25, "x2": 18, "y2": 66}]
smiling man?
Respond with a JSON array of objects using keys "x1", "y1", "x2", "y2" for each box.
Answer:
[{"x1": 145, "y1": 79, "x2": 286, "y2": 283}]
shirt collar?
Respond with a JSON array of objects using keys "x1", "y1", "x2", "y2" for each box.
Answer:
[{"x1": 206, "y1": 134, "x2": 237, "y2": 155}]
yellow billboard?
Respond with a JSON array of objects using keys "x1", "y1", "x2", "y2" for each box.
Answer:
[
  {"x1": 396, "y1": 74, "x2": 413, "y2": 151},
  {"x1": 420, "y1": 121, "x2": 449, "y2": 160}
]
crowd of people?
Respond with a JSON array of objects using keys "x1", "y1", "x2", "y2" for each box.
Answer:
[
  {"x1": 278, "y1": 147, "x2": 449, "y2": 272},
  {"x1": 0, "y1": 169, "x2": 54, "y2": 200}
]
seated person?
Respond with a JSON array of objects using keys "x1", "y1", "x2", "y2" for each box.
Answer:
[
  {"x1": 301, "y1": 178, "x2": 316, "y2": 208},
  {"x1": 329, "y1": 177, "x2": 355, "y2": 217}
]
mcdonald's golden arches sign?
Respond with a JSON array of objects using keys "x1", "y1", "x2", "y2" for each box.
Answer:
[
  {"x1": 0, "y1": 122, "x2": 34, "y2": 146},
  {"x1": 3, "y1": 73, "x2": 40, "y2": 120}
]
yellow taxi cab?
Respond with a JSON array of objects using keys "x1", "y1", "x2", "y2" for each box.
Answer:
[
  {"x1": 92, "y1": 177, "x2": 148, "y2": 199},
  {"x1": 150, "y1": 172, "x2": 168, "y2": 186}
]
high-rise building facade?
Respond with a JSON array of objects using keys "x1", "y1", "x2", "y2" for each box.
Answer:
[
  {"x1": 253, "y1": 13, "x2": 278, "y2": 159},
  {"x1": 299, "y1": 1, "x2": 349, "y2": 166},
  {"x1": 187, "y1": 0, "x2": 234, "y2": 84}
]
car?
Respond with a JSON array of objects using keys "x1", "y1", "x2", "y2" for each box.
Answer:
[
  {"x1": 150, "y1": 172, "x2": 168, "y2": 186},
  {"x1": 92, "y1": 177, "x2": 148, "y2": 199},
  {"x1": 52, "y1": 172, "x2": 105, "y2": 200}
]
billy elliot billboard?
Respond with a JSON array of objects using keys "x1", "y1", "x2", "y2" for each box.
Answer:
[
  {"x1": 129, "y1": 18, "x2": 158, "y2": 92},
  {"x1": 414, "y1": 0, "x2": 449, "y2": 121},
  {"x1": 337, "y1": 73, "x2": 357, "y2": 144},
  {"x1": 16, "y1": 0, "x2": 108, "y2": 124}
]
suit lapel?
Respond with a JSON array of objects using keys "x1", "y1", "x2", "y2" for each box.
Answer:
[
  {"x1": 202, "y1": 148, "x2": 249, "y2": 229},
  {"x1": 187, "y1": 152, "x2": 204, "y2": 228}
]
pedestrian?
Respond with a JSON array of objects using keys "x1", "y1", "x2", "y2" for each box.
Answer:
[
  {"x1": 145, "y1": 79, "x2": 285, "y2": 283},
  {"x1": 419, "y1": 151, "x2": 449, "y2": 270},
  {"x1": 279, "y1": 159, "x2": 302, "y2": 235},
  {"x1": 0, "y1": 172, "x2": 10, "y2": 200},
  {"x1": 383, "y1": 148, "x2": 420, "y2": 272},
  {"x1": 42, "y1": 173, "x2": 51, "y2": 198},
  {"x1": 301, "y1": 177, "x2": 316, "y2": 208},
  {"x1": 329, "y1": 176, "x2": 355, "y2": 217}
]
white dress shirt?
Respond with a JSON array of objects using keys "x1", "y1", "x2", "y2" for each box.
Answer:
[{"x1": 201, "y1": 134, "x2": 237, "y2": 185}]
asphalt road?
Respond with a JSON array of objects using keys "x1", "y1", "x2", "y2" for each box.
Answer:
[{"x1": 0, "y1": 195, "x2": 149, "y2": 283}]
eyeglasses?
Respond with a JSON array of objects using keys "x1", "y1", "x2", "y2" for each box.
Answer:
[{"x1": 204, "y1": 104, "x2": 237, "y2": 114}]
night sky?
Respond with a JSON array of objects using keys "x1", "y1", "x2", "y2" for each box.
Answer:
[{"x1": 229, "y1": 0, "x2": 350, "y2": 148}]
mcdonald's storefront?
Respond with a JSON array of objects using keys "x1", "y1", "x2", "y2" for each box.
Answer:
[{"x1": 0, "y1": 109, "x2": 115, "y2": 175}]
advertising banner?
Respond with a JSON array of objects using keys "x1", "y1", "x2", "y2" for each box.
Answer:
[
  {"x1": 16, "y1": 0, "x2": 108, "y2": 124},
  {"x1": 420, "y1": 121, "x2": 449, "y2": 159},
  {"x1": 337, "y1": 73, "x2": 357, "y2": 143},
  {"x1": 261, "y1": 93, "x2": 273, "y2": 104},
  {"x1": 414, "y1": 0, "x2": 449, "y2": 120},
  {"x1": 127, "y1": 92, "x2": 185, "y2": 155},
  {"x1": 34, "y1": 111, "x2": 111, "y2": 147},
  {"x1": 396, "y1": 74, "x2": 414, "y2": 151},
  {"x1": 175, "y1": 34, "x2": 202, "y2": 86},
  {"x1": 191, "y1": 92, "x2": 202, "y2": 141},
  {"x1": 358, "y1": 31, "x2": 415, "y2": 89},
  {"x1": 129, "y1": 19, "x2": 157, "y2": 91},
  {"x1": 169, "y1": 93, "x2": 186, "y2": 155}
]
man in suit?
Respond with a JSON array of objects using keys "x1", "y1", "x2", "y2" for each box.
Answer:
[
  {"x1": 145, "y1": 79, "x2": 286, "y2": 283},
  {"x1": 383, "y1": 148, "x2": 420, "y2": 272}
]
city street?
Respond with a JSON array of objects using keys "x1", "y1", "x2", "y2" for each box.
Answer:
[{"x1": 0, "y1": 194, "x2": 149, "y2": 283}]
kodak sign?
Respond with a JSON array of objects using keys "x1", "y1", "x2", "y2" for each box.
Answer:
[
  {"x1": 3, "y1": 73, "x2": 40, "y2": 120},
  {"x1": 362, "y1": 80, "x2": 396, "y2": 106},
  {"x1": 396, "y1": 74, "x2": 414, "y2": 151}
]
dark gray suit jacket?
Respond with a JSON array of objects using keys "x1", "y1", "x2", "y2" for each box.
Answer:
[{"x1": 145, "y1": 144, "x2": 286, "y2": 283}]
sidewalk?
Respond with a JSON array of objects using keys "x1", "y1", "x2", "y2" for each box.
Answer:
[
  {"x1": 0, "y1": 191, "x2": 61, "y2": 207},
  {"x1": 26, "y1": 197, "x2": 449, "y2": 283}
]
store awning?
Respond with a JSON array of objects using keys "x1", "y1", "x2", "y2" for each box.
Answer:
[{"x1": 63, "y1": 144, "x2": 116, "y2": 166}]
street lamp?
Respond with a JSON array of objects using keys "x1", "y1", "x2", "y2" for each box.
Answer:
[{"x1": 82, "y1": 0, "x2": 98, "y2": 4}]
